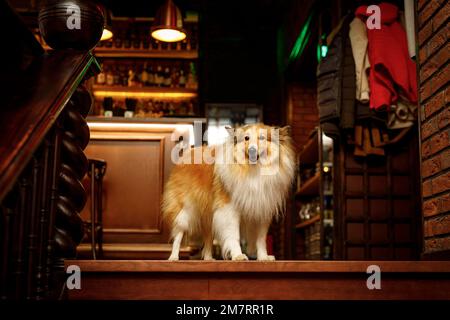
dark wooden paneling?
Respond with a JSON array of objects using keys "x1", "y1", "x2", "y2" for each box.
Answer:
[
  {"x1": 335, "y1": 129, "x2": 422, "y2": 260},
  {"x1": 83, "y1": 139, "x2": 164, "y2": 241},
  {"x1": 80, "y1": 123, "x2": 186, "y2": 246}
]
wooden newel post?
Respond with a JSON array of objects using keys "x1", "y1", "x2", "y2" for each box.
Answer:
[{"x1": 50, "y1": 86, "x2": 94, "y2": 299}]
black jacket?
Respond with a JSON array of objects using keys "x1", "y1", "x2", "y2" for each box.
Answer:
[{"x1": 316, "y1": 15, "x2": 355, "y2": 138}]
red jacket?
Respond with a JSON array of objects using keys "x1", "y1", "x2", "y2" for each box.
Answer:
[{"x1": 356, "y1": 3, "x2": 417, "y2": 110}]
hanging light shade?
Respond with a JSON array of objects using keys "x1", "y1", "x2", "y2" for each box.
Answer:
[
  {"x1": 100, "y1": 5, "x2": 113, "y2": 41},
  {"x1": 151, "y1": 0, "x2": 186, "y2": 42}
]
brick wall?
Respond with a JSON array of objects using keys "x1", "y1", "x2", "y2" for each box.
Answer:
[
  {"x1": 288, "y1": 83, "x2": 318, "y2": 150},
  {"x1": 417, "y1": 0, "x2": 450, "y2": 255}
]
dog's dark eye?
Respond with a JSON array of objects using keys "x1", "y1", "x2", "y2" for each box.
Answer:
[{"x1": 245, "y1": 136, "x2": 250, "y2": 141}]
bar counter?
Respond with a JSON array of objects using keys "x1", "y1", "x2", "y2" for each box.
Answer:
[{"x1": 79, "y1": 116, "x2": 206, "y2": 257}]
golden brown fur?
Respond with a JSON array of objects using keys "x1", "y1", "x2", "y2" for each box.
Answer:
[{"x1": 162, "y1": 123, "x2": 296, "y2": 260}]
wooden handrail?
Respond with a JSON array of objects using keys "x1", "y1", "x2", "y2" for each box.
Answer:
[{"x1": 0, "y1": 50, "x2": 100, "y2": 201}]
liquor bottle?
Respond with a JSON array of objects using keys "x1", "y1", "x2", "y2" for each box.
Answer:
[
  {"x1": 141, "y1": 62, "x2": 149, "y2": 86},
  {"x1": 128, "y1": 69, "x2": 137, "y2": 87},
  {"x1": 168, "y1": 102, "x2": 175, "y2": 116},
  {"x1": 164, "y1": 67, "x2": 171, "y2": 87},
  {"x1": 155, "y1": 65, "x2": 163, "y2": 87},
  {"x1": 186, "y1": 63, "x2": 198, "y2": 89},
  {"x1": 186, "y1": 38, "x2": 192, "y2": 51},
  {"x1": 113, "y1": 67, "x2": 121, "y2": 86},
  {"x1": 131, "y1": 29, "x2": 140, "y2": 49},
  {"x1": 147, "y1": 64, "x2": 154, "y2": 86},
  {"x1": 96, "y1": 65, "x2": 106, "y2": 85},
  {"x1": 113, "y1": 101, "x2": 125, "y2": 117},
  {"x1": 152, "y1": 39, "x2": 159, "y2": 50},
  {"x1": 106, "y1": 66, "x2": 114, "y2": 86},
  {"x1": 114, "y1": 31, "x2": 123, "y2": 48},
  {"x1": 125, "y1": 98, "x2": 137, "y2": 118},
  {"x1": 121, "y1": 70, "x2": 128, "y2": 87},
  {"x1": 186, "y1": 71, "x2": 196, "y2": 89},
  {"x1": 104, "y1": 39, "x2": 113, "y2": 48},
  {"x1": 123, "y1": 31, "x2": 131, "y2": 49},
  {"x1": 103, "y1": 97, "x2": 113, "y2": 117},
  {"x1": 118, "y1": 65, "x2": 127, "y2": 87},
  {"x1": 171, "y1": 68, "x2": 179, "y2": 88},
  {"x1": 187, "y1": 101, "x2": 195, "y2": 115},
  {"x1": 181, "y1": 39, "x2": 187, "y2": 50},
  {"x1": 142, "y1": 33, "x2": 150, "y2": 49},
  {"x1": 178, "y1": 69, "x2": 186, "y2": 88}
]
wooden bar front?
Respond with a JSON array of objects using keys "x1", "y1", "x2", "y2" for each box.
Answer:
[{"x1": 78, "y1": 118, "x2": 204, "y2": 258}]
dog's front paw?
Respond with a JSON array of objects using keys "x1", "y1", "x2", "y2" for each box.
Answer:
[
  {"x1": 257, "y1": 255, "x2": 276, "y2": 261},
  {"x1": 232, "y1": 254, "x2": 249, "y2": 261},
  {"x1": 168, "y1": 255, "x2": 179, "y2": 261}
]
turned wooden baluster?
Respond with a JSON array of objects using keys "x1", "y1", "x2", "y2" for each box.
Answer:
[
  {"x1": 35, "y1": 136, "x2": 54, "y2": 299},
  {"x1": 14, "y1": 174, "x2": 31, "y2": 299},
  {"x1": 25, "y1": 153, "x2": 43, "y2": 299},
  {"x1": 0, "y1": 188, "x2": 19, "y2": 299},
  {"x1": 51, "y1": 85, "x2": 91, "y2": 298}
]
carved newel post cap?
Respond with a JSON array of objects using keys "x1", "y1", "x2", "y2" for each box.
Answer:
[{"x1": 38, "y1": 0, "x2": 105, "y2": 50}]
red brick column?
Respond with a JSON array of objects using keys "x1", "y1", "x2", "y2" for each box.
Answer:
[
  {"x1": 288, "y1": 84, "x2": 318, "y2": 150},
  {"x1": 417, "y1": 0, "x2": 450, "y2": 255}
]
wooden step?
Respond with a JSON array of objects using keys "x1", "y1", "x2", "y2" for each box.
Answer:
[
  {"x1": 77, "y1": 243, "x2": 198, "y2": 260},
  {"x1": 65, "y1": 260, "x2": 450, "y2": 300}
]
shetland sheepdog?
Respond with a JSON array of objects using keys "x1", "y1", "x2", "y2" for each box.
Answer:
[{"x1": 162, "y1": 124, "x2": 296, "y2": 260}]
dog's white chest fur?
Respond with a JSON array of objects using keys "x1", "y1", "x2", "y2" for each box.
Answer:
[{"x1": 215, "y1": 164, "x2": 290, "y2": 222}]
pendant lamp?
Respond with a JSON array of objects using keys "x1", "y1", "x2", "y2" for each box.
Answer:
[
  {"x1": 151, "y1": 0, "x2": 186, "y2": 42},
  {"x1": 100, "y1": 4, "x2": 113, "y2": 41}
]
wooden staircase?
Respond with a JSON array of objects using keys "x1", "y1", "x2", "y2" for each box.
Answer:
[
  {"x1": 66, "y1": 260, "x2": 450, "y2": 300},
  {"x1": 77, "y1": 243, "x2": 197, "y2": 260}
]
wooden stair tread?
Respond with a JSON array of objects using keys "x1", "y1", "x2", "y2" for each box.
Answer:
[
  {"x1": 77, "y1": 243, "x2": 195, "y2": 253},
  {"x1": 67, "y1": 260, "x2": 450, "y2": 273},
  {"x1": 66, "y1": 260, "x2": 450, "y2": 300},
  {"x1": 76, "y1": 243, "x2": 199, "y2": 260}
]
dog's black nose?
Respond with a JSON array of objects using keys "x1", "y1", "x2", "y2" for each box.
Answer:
[{"x1": 249, "y1": 146, "x2": 258, "y2": 163}]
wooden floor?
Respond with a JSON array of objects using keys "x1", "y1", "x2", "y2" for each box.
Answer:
[{"x1": 66, "y1": 260, "x2": 450, "y2": 300}]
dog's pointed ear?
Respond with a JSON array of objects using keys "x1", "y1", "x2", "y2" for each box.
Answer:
[
  {"x1": 225, "y1": 126, "x2": 234, "y2": 137},
  {"x1": 279, "y1": 125, "x2": 291, "y2": 137}
]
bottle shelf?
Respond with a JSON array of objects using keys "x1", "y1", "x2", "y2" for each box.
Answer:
[
  {"x1": 94, "y1": 48, "x2": 199, "y2": 60},
  {"x1": 295, "y1": 173, "x2": 320, "y2": 197},
  {"x1": 295, "y1": 215, "x2": 320, "y2": 229},
  {"x1": 299, "y1": 130, "x2": 318, "y2": 164},
  {"x1": 92, "y1": 85, "x2": 197, "y2": 99}
]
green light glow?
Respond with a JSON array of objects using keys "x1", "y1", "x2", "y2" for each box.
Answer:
[
  {"x1": 321, "y1": 45, "x2": 328, "y2": 58},
  {"x1": 288, "y1": 13, "x2": 314, "y2": 64}
]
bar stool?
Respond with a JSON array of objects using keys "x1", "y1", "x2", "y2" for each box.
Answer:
[{"x1": 85, "y1": 158, "x2": 107, "y2": 259}]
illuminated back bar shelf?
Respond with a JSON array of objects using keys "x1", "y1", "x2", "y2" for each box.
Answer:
[
  {"x1": 94, "y1": 48, "x2": 198, "y2": 59},
  {"x1": 92, "y1": 85, "x2": 198, "y2": 99}
]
